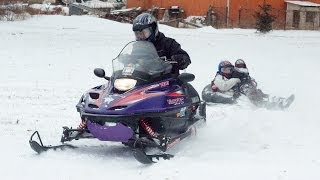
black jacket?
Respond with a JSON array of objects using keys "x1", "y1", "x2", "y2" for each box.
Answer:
[
  {"x1": 153, "y1": 32, "x2": 191, "y2": 75},
  {"x1": 232, "y1": 70, "x2": 248, "y2": 80}
]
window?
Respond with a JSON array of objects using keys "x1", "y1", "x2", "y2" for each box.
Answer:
[{"x1": 306, "y1": 11, "x2": 315, "y2": 23}]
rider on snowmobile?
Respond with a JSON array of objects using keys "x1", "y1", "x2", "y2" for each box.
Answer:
[
  {"x1": 132, "y1": 12, "x2": 191, "y2": 76},
  {"x1": 132, "y1": 12, "x2": 199, "y2": 95},
  {"x1": 75, "y1": 13, "x2": 197, "y2": 132},
  {"x1": 132, "y1": 12, "x2": 200, "y2": 134}
]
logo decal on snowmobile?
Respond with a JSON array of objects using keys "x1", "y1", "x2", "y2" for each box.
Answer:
[
  {"x1": 148, "y1": 81, "x2": 170, "y2": 90},
  {"x1": 104, "y1": 96, "x2": 114, "y2": 105},
  {"x1": 176, "y1": 107, "x2": 187, "y2": 117},
  {"x1": 159, "y1": 81, "x2": 169, "y2": 87},
  {"x1": 122, "y1": 64, "x2": 135, "y2": 76},
  {"x1": 167, "y1": 97, "x2": 184, "y2": 105}
]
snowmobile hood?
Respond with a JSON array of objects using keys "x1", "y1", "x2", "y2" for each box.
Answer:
[{"x1": 81, "y1": 79, "x2": 185, "y2": 115}]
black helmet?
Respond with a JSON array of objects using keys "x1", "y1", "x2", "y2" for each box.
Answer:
[
  {"x1": 235, "y1": 59, "x2": 247, "y2": 68},
  {"x1": 235, "y1": 59, "x2": 249, "y2": 74},
  {"x1": 132, "y1": 13, "x2": 159, "y2": 42}
]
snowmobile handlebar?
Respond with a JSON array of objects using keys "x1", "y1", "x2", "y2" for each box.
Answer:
[{"x1": 167, "y1": 60, "x2": 178, "y2": 64}]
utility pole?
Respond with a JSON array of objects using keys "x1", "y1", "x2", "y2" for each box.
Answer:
[{"x1": 226, "y1": 0, "x2": 230, "y2": 27}]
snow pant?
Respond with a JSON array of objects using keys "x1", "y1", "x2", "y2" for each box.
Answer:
[{"x1": 240, "y1": 83, "x2": 292, "y2": 109}]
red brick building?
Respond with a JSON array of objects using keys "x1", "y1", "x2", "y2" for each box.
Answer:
[{"x1": 127, "y1": 0, "x2": 320, "y2": 29}]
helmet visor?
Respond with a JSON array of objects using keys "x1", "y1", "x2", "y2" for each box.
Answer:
[
  {"x1": 221, "y1": 67, "x2": 233, "y2": 74},
  {"x1": 134, "y1": 27, "x2": 152, "y2": 41},
  {"x1": 235, "y1": 63, "x2": 247, "y2": 68}
]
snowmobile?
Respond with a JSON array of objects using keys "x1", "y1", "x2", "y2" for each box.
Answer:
[
  {"x1": 29, "y1": 41, "x2": 206, "y2": 164},
  {"x1": 202, "y1": 76, "x2": 294, "y2": 110}
]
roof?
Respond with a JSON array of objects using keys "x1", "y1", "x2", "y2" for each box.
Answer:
[{"x1": 285, "y1": 1, "x2": 320, "y2": 7}]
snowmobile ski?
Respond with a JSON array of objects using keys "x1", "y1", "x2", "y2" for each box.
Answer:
[
  {"x1": 132, "y1": 148, "x2": 174, "y2": 164},
  {"x1": 29, "y1": 131, "x2": 76, "y2": 154},
  {"x1": 132, "y1": 125, "x2": 195, "y2": 164}
]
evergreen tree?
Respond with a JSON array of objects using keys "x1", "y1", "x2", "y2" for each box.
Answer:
[{"x1": 254, "y1": 0, "x2": 276, "y2": 33}]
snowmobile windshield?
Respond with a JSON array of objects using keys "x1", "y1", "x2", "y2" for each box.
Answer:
[{"x1": 112, "y1": 41, "x2": 172, "y2": 82}]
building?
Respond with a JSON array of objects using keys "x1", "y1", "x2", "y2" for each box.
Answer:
[
  {"x1": 285, "y1": 1, "x2": 320, "y2": 30},
  {"x1": 127, "y1": 0, "x2": 320, "y2": 30}
]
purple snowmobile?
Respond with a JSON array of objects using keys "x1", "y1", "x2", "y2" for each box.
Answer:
[{"x1": 29, "y1": 41, "x2": 206, "y2": 164}]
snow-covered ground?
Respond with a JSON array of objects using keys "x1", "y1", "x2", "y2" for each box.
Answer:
[{"x1": 1, "y1": 15, "x2": 320, "y2": 180}]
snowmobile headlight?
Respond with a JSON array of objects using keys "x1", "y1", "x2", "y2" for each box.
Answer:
[{"x1": 114, "y1": 78, "x2": 137, "y2": 91}]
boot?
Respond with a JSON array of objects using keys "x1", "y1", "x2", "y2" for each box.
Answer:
[{"x1": 264, "y1": 94, "x2": 295, "y2": 110}]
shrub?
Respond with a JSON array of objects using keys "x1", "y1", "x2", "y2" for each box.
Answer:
[
  {"x1": 0, "y1": 0, "x2": 29, "y2": 21},
  {"x1": 254, "y1": 0, "x2": 276, "y2": 33}
]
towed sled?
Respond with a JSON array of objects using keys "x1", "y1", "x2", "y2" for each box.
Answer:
[
  {"x1": 202, "y1": 84, "x2": 236, "y2": 104},
  {"x1": 29, "y1": 41, "x2": 206, "y2": 164},
  {"x1": 201, "y1": 79, "x2": 295, "y2": 110}
]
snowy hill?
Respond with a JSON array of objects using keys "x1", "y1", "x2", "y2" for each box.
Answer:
[{"x1": 1, "y1": 15, "x2": 320, "y2": 180}]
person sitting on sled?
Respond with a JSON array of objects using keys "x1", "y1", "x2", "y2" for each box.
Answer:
[
  {"x1": 202, "y1": 59, "x2": 294, "y2": 109},
  {"x1": 202, "y1": 60, "x2": 241, "y2": 104},
  {"x1": 231, "y1": 59, "x2": 294, "y2": 109}
]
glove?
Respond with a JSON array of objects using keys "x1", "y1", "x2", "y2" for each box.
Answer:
[
  {"x1": 171, "y1": 54, "x2": 190, "y2": 70},
  {"x1": 233, "y1": 91, "x2": 241, "y2": 99},
  {"x1": 250, "y1": 78, "x2": 257, "y2": 88},
  {"x1": 211, "y1": 84, "x2": 219, "y2": 92}
]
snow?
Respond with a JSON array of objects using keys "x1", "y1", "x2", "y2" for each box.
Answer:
[
  {"x1": 0, "y1": 3, "x2": 28, "y2": 9},
  {"x1": 285, "y1": 0, "x2": 320, "y2": 7},
  {"x1": 80, "y1": 0, "x2": 115, "y2": 8},
  {"x1": 111, "y1": 7, "x2": 141, "y2": 14},
  {"x1": 1, "y1": 15, "x2": 320, "y2": 180},
  {"x1": 183, "y1": 16, "x2": 205, "y2": 27}
]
